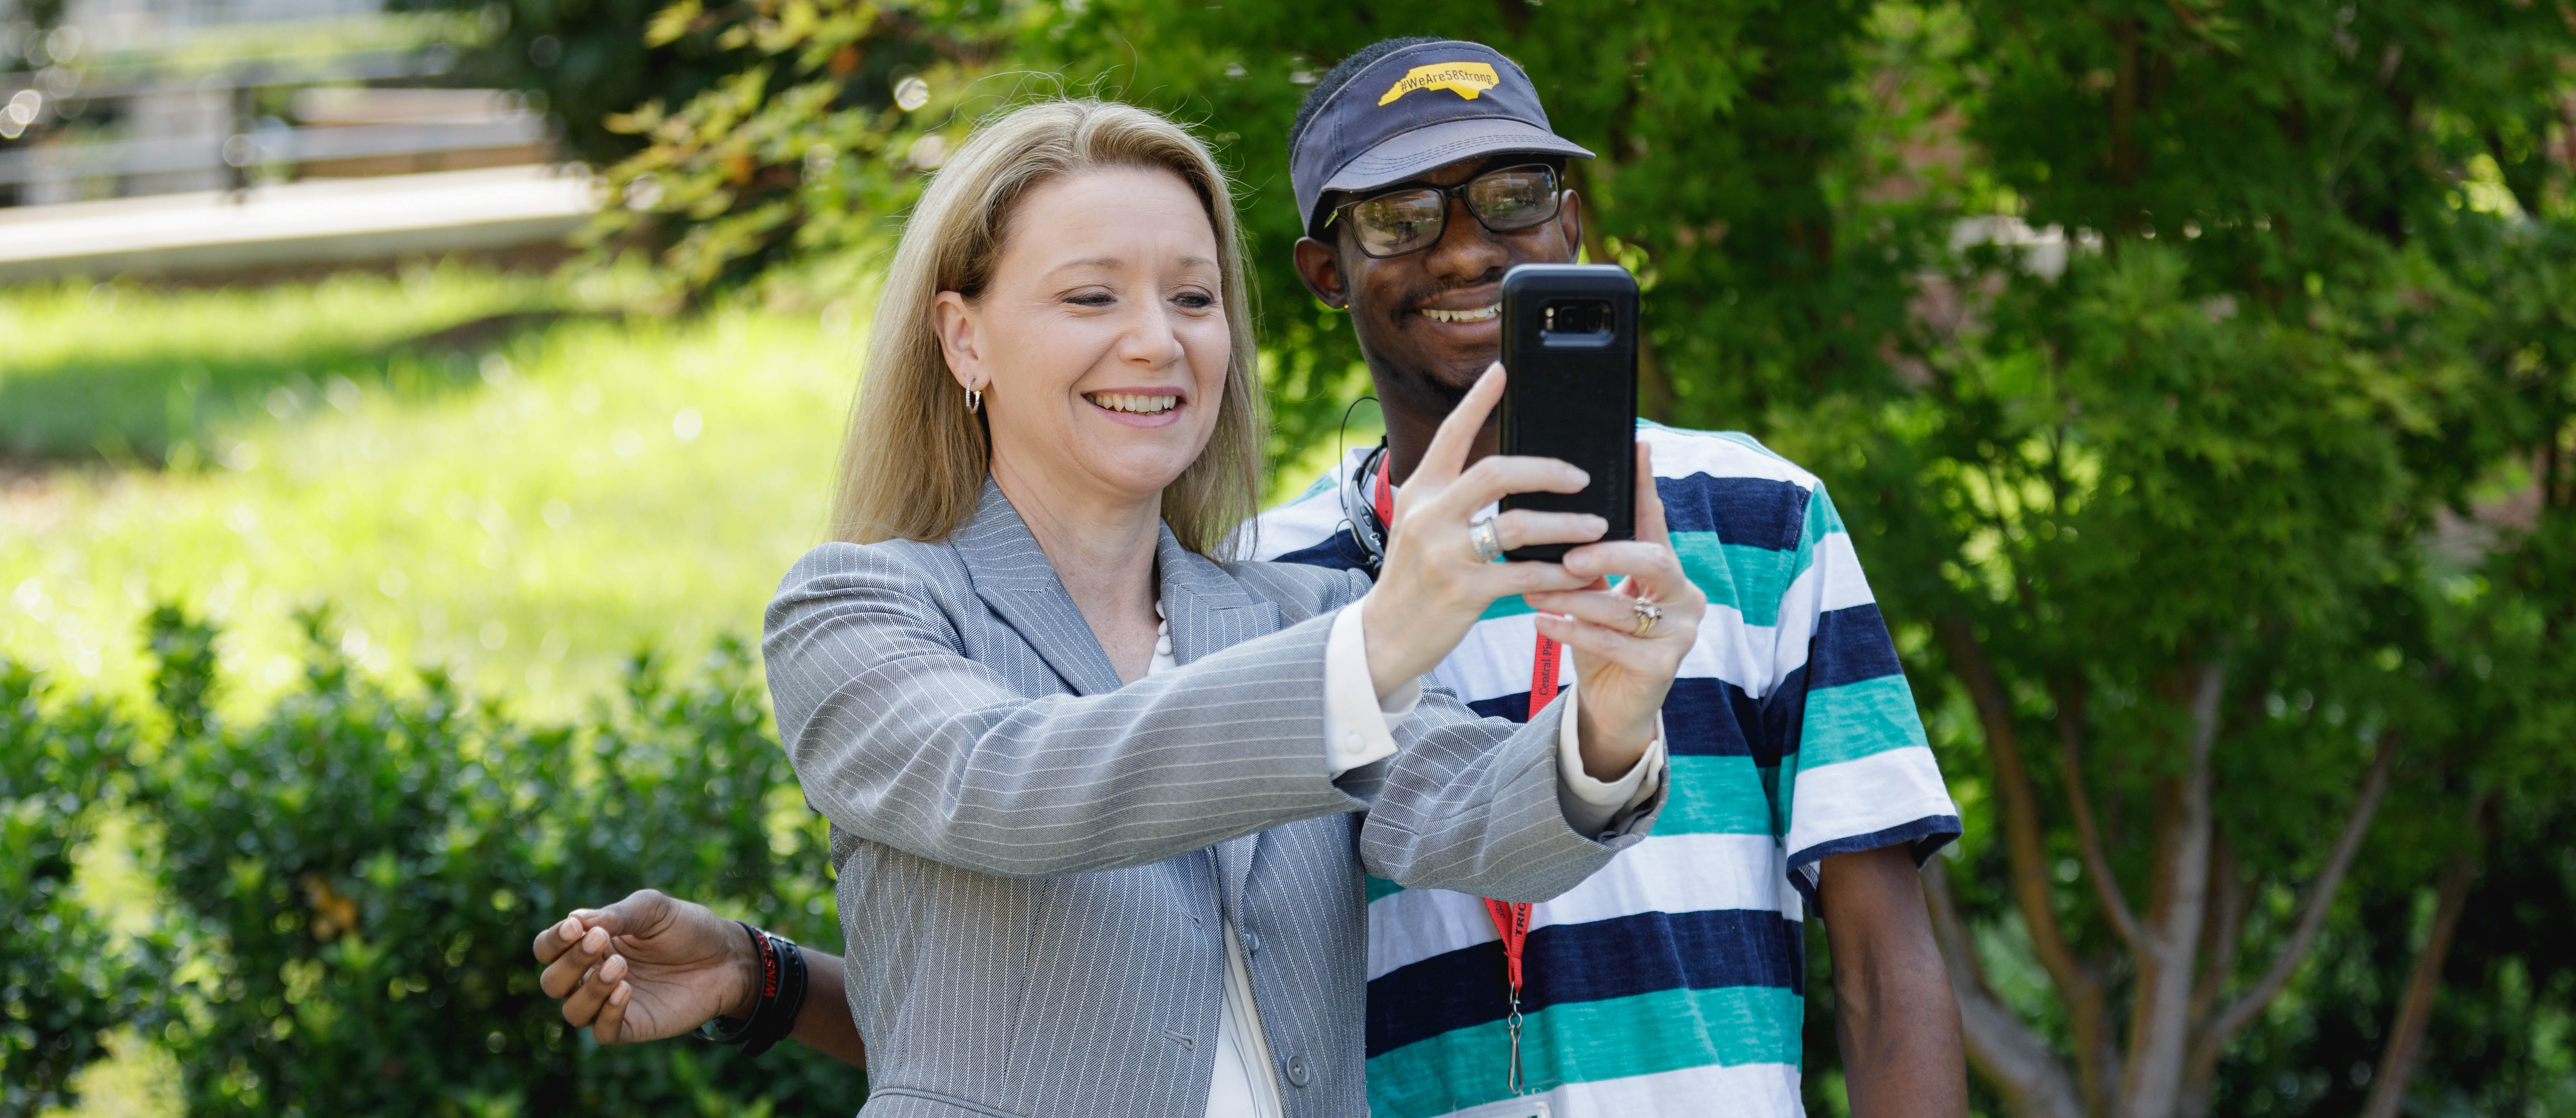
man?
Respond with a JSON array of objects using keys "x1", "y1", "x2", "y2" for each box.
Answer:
[
  {"x1": 537, "y1": 36, "x2": 1967, "y2": 1118},
  {"x1": 1260, "y1": 38, "x2": 1964, "y2": 1118}
]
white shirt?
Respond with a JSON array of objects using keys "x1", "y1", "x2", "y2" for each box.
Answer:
[{"x1": 1151, "y1": 601, "x2": 1666, "y2": 1118}]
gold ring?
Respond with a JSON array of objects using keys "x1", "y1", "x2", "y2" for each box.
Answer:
[{"x1": 1630, "y1": 598, "x2": 1663, "y2": 639}]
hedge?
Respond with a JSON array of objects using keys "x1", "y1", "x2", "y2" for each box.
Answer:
[{"x1": 0, "y1": 606, "x2": 868, "y2": 1117}]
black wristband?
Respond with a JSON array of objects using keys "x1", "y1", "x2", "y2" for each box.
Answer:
[{"x1": 695, "y1": 921, "x2": 807, "y2": 1058}]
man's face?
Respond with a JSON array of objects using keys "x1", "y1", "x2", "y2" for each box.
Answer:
[{"x1": 1293, "y1": 156, "x2": 1585, "y2": 414}]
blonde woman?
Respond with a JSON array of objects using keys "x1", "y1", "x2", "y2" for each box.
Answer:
[{"x1": 535, "y1": 98, "x2": 1705, "y2": 1118}]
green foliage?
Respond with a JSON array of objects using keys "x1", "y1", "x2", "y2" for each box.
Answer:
[
  {"x1": 0, "y1": 662, "x2": 154, "y2": 1118},
  {"x1": 579, "y1": 0, "x2": 1019, "y2": 299},
  {"x1": 137, "y1": 603, "x2": 863, "y2": 1115}
]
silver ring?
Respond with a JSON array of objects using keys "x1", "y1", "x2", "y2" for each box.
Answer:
[
  {"x1": 1630, "y1": 598, "x2": 1663, "y2": 639},
  {"x1": 1469, "y1": 516, "x2": 1505, "y2": 563}
]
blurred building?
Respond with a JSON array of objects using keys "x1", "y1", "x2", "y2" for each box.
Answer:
[{"x1": 0, "y1": 0, "x2": 593, "y2": 279}]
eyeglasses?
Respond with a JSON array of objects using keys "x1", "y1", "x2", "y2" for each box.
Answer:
[{"x1": 1325, "y1": 164, "x2": 1563, "y2": 258}]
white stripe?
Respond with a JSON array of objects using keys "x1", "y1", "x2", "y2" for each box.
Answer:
[
  {"x1": 1638, "y1": 425, "x2": 1819, "y2": 490},
  {"x1": 1786, "y1": 746, "x2": 1959, "y2": 861},
  {"x1": 1366, "y1": 833, "x2": 1797, "y2": 980},
  {"x1": 1244, "y1": 471, "x2": 1357, "y2": 561},
  {"x1": 1812, "y1": 530, "x2": 1877, "y2": 613},
  {"x1": 1413, "y1": 1059, "x2": 1806, "y2": 1118},
  {"x1": 1762, "y1": 535, "x2": 1883, "y2": 688},
  {"x1": 1683, "y1": 599, "x2": 1778, "y2": 700},
  {"x1": 1426, "y1": 611, "x2": 1548, "y2": 701}
]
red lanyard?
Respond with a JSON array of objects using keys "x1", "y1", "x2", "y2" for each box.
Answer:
[
  {"x1": 1367, "y1": 453, "x2": 1547, "y2": 1097},
  {"x1": 1485, "y1": 895, "x2": 1533, "y2": 1094}
]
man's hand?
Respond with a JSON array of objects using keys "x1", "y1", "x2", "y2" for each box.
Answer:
[
  {"x1": 532, "y1": 888, "x2": 756, "y2": 1045},
  {"x1": 1818, "y1": 845, "x2": 1969, "y2": 1118}
]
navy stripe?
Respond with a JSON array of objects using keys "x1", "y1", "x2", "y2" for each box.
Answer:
[
  {"x1": 1665, "y1": 676, "x2": 1763, "y2": 758},
  {"x1": 1467, "y1": 692, "x2": 1531, "y2": 724},
  {"x1": 1472, "y1": 677, "x2": 1774, "y2": 758},
  {"x1": 1765, "y1": 662, "x2": 1807, "y2": 768},
  {"x1": 1807, "y1": 603, "x2": 1904, "y2": 691},
  {"x1": 1656, "y1": 474, "x2": 1810, "y2": 551},
  {"x1": 1365, "y1": 908, "x2": 1805, "y2": 1057},
  {"x1": 1269, "y1": 527, "x2": 1375, "y2": 575},
  {"x1": 1786, "y1": 814, "x2": 1964, "y2": 913}
]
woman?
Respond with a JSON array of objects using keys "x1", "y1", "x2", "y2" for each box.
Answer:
[{"x1": 535, "y1": 99, "x2": 1704, "y2": 1117}]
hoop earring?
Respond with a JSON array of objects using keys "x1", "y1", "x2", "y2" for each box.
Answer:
[{"x1": 965, "y1": 385, "x2": 982, "y2": 413}]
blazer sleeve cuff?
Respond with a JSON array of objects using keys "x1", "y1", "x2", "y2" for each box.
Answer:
[
  {"x1": 1553, "y1": 678, "x2": 1666, "y2": 838},
  {"x1": 1320, "y1": 601, "x2": 1421, "y2": 777}
]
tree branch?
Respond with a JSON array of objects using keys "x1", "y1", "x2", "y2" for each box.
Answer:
[
  {"x1": 2361, "y1": 789, "x2": 2494, "y2": 1118},
  {"x1": 2054, "y1": 674, "x2": 2143, "y2": 949},
  {"x1": 2196, "y1": 732, "x2": 2398, "y2": 1049},
  {"x1": 1936, "y1": 614, "x2": 2114, "y2": 1115},
  {"x1": 1924, "y1": 859, "x2": 2087, "y2": 1118}
]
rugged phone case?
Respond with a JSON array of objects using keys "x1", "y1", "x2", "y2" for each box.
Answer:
[{"x1": 1497, "y1": 263, "x2": 1640, "y2": 561}]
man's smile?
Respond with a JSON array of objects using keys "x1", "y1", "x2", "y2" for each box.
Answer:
[{"x1": 1418, "y1": 304, "x2": 1498, "y2": 323}]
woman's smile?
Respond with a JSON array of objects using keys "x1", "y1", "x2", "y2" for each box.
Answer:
[{"x1": 1085, "y1": 388, "x2": 1186, "y2": 427}]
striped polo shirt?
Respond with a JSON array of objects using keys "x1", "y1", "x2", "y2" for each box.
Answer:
[{"x1": 1241, "y1": 421, "x2": 1960, "y2": 1118}]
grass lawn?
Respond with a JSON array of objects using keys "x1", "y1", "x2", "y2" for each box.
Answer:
[
  {"x1": 2, "y1": 269, "x2": 861, "y2": 718},
  {"x1": 0, "y1": 264, "x2": 574, "y2": 464}
]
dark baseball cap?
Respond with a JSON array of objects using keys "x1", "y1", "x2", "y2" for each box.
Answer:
[{"x1": 1289, "y1": 39, "x2": 1593, "y2": 239}]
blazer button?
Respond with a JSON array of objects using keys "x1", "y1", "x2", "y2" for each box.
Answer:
[
  {"x1": 1285, "y1": 1055, "x2": 1311, "y2": 1087},
  {"x1": 1241, "y1": 930, "x2": 1261, "y2": 956}
]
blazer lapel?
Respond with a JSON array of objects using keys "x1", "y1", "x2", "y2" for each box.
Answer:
[
  {"x1": 1156, "y1": 525, "x2": 1283, "y2": 668},
  {"x1": 951, "y1": 480, "x2": 1124, "y2": 697},
  {"x1": 1159, "y1": 526, "x2": 1286, "y2": 914}
]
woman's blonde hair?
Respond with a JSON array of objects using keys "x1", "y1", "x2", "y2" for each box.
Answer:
[{"x1": 830, "y1": 98, "x2": 1264, "y2": 555}]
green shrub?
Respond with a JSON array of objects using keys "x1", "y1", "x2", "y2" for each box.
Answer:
[
  {"x1": 0, "y1": 663, "x2": 156, "y2": 1118},
  {"x1": 129, "y1": 604, "x2": 866, "y2": 1117}
]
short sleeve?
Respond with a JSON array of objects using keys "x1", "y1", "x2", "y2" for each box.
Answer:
[{"x1": 1773, "y1": 483, "x2": 1961, "y2": 910}]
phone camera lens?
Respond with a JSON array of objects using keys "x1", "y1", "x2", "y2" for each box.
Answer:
[{"x1": 1542, "y1": 300, "x2": 1612, "y2": 336}]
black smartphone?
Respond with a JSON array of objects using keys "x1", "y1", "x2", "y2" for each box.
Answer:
[{"x1": 1497, "y1": 263, "x2": 1640, "y2": 561}]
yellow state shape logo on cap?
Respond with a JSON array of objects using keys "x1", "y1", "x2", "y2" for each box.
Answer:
[{"x1": 1378, "y1": 61, "x2": 1502, "y2": 106}]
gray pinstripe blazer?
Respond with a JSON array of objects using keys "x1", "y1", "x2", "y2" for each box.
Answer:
[{"x1": 764, "y1": 481, "x2": 1664, "y2": 1118}]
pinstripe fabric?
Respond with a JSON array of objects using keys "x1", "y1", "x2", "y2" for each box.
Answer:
[{"x1": 764, "y1": 481, "x2": 1665, "y2": 1118}]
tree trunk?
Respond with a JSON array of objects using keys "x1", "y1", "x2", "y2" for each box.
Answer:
[
  {"x1": 2361, "y1": 791, "x2": 2494, "y2": 1118},
  {"x1": 2116, "y1": 663, "x2": 2225, "y2": 1118},
  {"x1": 1923, "y1": 859, "x2": 2088, "y2": 1118}
]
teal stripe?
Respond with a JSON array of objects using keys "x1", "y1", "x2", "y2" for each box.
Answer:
[
  {"x1": 1670, "y1": 534, "x2": 1803, "y2": 628},
  {"x1": 1476, "y1": 575, "x2": 1626, "y2": 624},
  {"x1": 1371, "y1": 757, "x2": 1791, "y2": 894},
  {"x1": 1799, "y1": 675, "x2": 1929, "y2": 768},
  {"x1": 1661, "y1": 754, "x2": 1788, "y2": 837},
  {"x1": 1804, "y1": 484, "x2": 1845, "y2": 543},
  {"x1": 1365, "y1": 986, "x2": 1804, "y2": 1118}
]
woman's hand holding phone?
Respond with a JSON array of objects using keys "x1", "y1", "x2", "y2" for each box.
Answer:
[
  {"x1": 1359, "y1": 364, "x2": 1704, "y2": 779},
  {"x1": 1360, "y1": 364, "x2": 1597, "y2": 694}
]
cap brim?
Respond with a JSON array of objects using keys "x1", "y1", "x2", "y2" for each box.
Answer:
[{"x1": 1322, "y1": 117, "x2": 1594, "y2": 198}]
